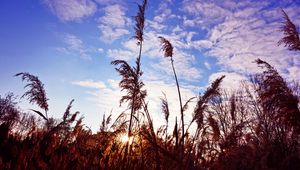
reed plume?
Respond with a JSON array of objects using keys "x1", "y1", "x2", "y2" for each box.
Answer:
[
  {"x1": 111, "y1": 0, "x2": 148, "y2": 168},
  {"x1": 161, "y1": 92, "x2": 170, "y2": 145},
  {"x1": 229, "y1": 94, "x2": 236, "y2": 122},
  {"x1": 161, "y1": 92, "x2": 170, "y2": 125},
  {"x1": 158, "y1": 36, "x2": 185, "y2": 147},
  {"x1": 133, "y1": 0, "x2": 147, "y2": 44},
  {"x1": 111, "y1": 60, "x2": 146, "y2": 112},
  {"x1": 0, "y1": 93, "x2": 20, "y2": 127},
  {"x1": 15, "y1": 72, "x2": 49, "y2": 119},
  {"x1": 278, "y1": 10, "x2": 300, "y2": 51},
  {"x1": 255, "y1": 58, "x2": 300, "y2": 131},
  {"x1": 208, "y1": 115, "x2": 220, "y2": 141},
  {"x1": 192, "y1": 76, "x2": 225, "y2": 130}
]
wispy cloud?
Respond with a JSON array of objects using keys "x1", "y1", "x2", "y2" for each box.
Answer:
[
  {"x1": 182, "y1": 0, "x2": 300, "y2": 82},
  {"x1": 287, "y1": 67, "x2": 300, "y2": 82},
  {"x1": 152, "y1": 50, "x2": 202, "y2": 82},
  {"x1": 153, "y1": 1, "x2": 176, "y2": 24},
  {"x1": 183, "y1": 1, "x2": 230, "y2": 20},
  {"x1": 72, "y1": 80, "x2": 106, "y2": 89},
  {"x1": 204, "y1": 61, "x2": 211, "y2": 70},
  {"x1": 209, "y1": 9, "x2": 299, "y2": 78},
  {"x1": 97, "y1": 48, "x2": 104, "y2": 53},
  {"x1": 94, "y1": 0, "x2": 122, "y2": 5},
  {"x1": 72, "y1": 79, "x2": 127, "y2": 127},
  {"x1": 208, "y1": 72, "x2": 247, "y2": 92},
  {"x1": 144, "y1": 80, "x2": 197, "y2": 129},
  {"x1": 58, "y1": 34, "x2": 93, "y2": 60},
  {"x1": 43, "y1": 0, "x2": 97, "y2": 22},
  {"x1": 72, "y1": 78, "x2": 198, "y2": 130},
  {"x1": 98, "y1": 4, "x2": 130, "y2": 42},
  {"x1": 106, "y1": 49, "x2": 135, "y2": 61}
]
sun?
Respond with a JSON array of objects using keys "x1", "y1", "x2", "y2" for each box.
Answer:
[{"x1": 119, "y1": 134, "x2": 133, "y2": 144}]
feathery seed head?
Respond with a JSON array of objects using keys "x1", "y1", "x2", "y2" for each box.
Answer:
[{"x1": 158, "y1": 36, "x2": 173, "y2": 58}]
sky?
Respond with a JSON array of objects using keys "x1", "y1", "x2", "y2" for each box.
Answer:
[{"x1": 0, "y1": 0, "x2": 300, "y2": 132}]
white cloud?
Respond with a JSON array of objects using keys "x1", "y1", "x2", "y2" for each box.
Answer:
[
  {"x1": 142, "y1": 31, "x2": 162, "y2": 58},
  {"x1": 147, "y1": 20, "x2": 166, "y2": 31},
  {"x1": 182, "y1": 16, "x2": 200, "y2": 27},
  {"x1": 153, "y1": 2, "x2": 173, "y2": 23},
  {"x1": 179, "y1": 0, "x2": 300, "y2": 82},
  {"x1": 204, "y1": 61, "x2": 211, "y2": 70},
  {"x1": 99, "y1": 5, "x2": 127, "y2": 27},
  {"x1": 64, "y1": 34, "x2": 84, "y2": 49},
  {"x1": 104, "y1": 26, "x2": 204, "y2": 81},
  {"x1": 182, "y1": 0, "x2": 231, "y2": 26},
  {"x1": 287, "y1": 67, "x2": 300, "y2": 82},
  {"x1": 208, "y1": 72, "x2": 247, "y2": 92},
  {"x1": 97, "y1": 48, "x2": 104, "y2": 53},
  {"x1": 43, "y1": 0, "x2": 97, "y2": 22},
  {"x1": 72, "y1": 79, "x2": 127, "y2": 124},
  {"x1": 98, "y1": 26, "x2": 130, "y2": 42},
  {"x1": 172, "y1": 25, "x2": 183, "y2": 33},
  {"x1": 60, "y1": 34, "x2": 93, "y2": 60},
  {"x1": 106, "y1": 49, "x2": 135, "y2": 61},
  {"x1": 152, "y1": 48, "x2": 202, "y2": 82},
  {"x1": 72, "y1": 80, "x2": 106, "y2": 89},
  {"x1": 190, "y1": 39, "x2": 213, "y2": 49},
  {"x1": 98, "y1": 4, "x2": 130, "y2": 42}
]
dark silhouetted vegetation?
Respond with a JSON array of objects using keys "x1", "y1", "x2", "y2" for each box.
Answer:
[{"x1": 1, "y1": 4, "x2": 300, "y2": 170}]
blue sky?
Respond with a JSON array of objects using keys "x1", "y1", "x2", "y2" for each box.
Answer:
[{"x1": 1, "y1": 0, "x2": 300, "y2": 132}]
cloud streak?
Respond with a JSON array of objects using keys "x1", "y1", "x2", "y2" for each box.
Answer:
[
  {"x1": 58, "y1": 34, "x2": 94, "y2": 60},
  {"x1": 182, "y1": 0, "x2": 300, "y2": 82},
  {"x1": 98, "y1": 4, "x2": 130, "y2": 42},
  {"x1": 72, "y1": 80, "x2": 106, "y2": 89},
  {"x1": 43, "y1": 0, "x2": 97, "y2": 21}
]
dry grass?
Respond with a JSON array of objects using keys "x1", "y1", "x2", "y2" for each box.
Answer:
[{"x1": 1, "y1": 4, "x2": 300, "y2": 170}]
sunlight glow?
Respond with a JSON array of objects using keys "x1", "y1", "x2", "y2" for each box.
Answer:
[{"x1": 119, "y1": 134, "x2": 133, "y2": 145}]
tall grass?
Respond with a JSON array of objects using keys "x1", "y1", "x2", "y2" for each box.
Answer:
[
  {"x1": 0, "y1": 4, "x2": 300, "y2": 170},
  {"x1": 158, "y1": 37, "x2": 185, "y2": 158}
]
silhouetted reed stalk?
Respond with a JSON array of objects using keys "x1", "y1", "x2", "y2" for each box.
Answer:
[
  {"x1": 161, "y1": 92, "x2": 169, "y2": 147},
  {"x1": 158, "y1": 36, "x2": 185, "y2": 169},
  {"x1": 185, "y1": 76, "x2": 224, "y2": 169},
  {"x1": 158, "y1": 36, "x2": 185, "y2": 156},
  {"x1": 171, "y1": 58, "x2": 184, "y2": 145},
  {"x1": 129, "y1": 0, "x2": 147, "y2": 140},
  {"x1": 173, "y1": 116, "x2": 179, "y2": 150},
  {"x1": 142, "y1": 99, "x2": 162, "y2": 170},
  {"x1": 15, "y1": 72, "x2": 49, "y2": 121},
  {"x1": 278, "y1": 10, "x2": 300, "y2": 51},
  {"x1": 112, "y1": 0, "x2": 147, "y2": 169},
  {"x1": 255, "y1": 58, "x2": 300, "y2": 132}
]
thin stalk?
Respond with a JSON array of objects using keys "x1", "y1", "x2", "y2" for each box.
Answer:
[
  {"x1": 170, "y1": 57, "x2": 184, "y2": 169},
  {"x1": 142, "y1": 99, "x2": 161, "y2": 170},
  {"x1": 165, "y1": 122, "x2": 168, "y2": 148},
  {"x1": 136, "y1": 41, "x2": 143, "y2": 75},
  {"x1": 170, "y1": 57, "x2": 184, "y2": 148},
  {"x1": 128, "y1": 41, "x2": 143, "y2": 138},
  {"x1": 125, "y1": 41, "x2": 143, "y2": 167},
  {"x1": 185, "y1": 127, "x2": 201, "y2": 169},
  {"x1": 137, "y1": 119, "x2": 145, "y2": 170}
]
